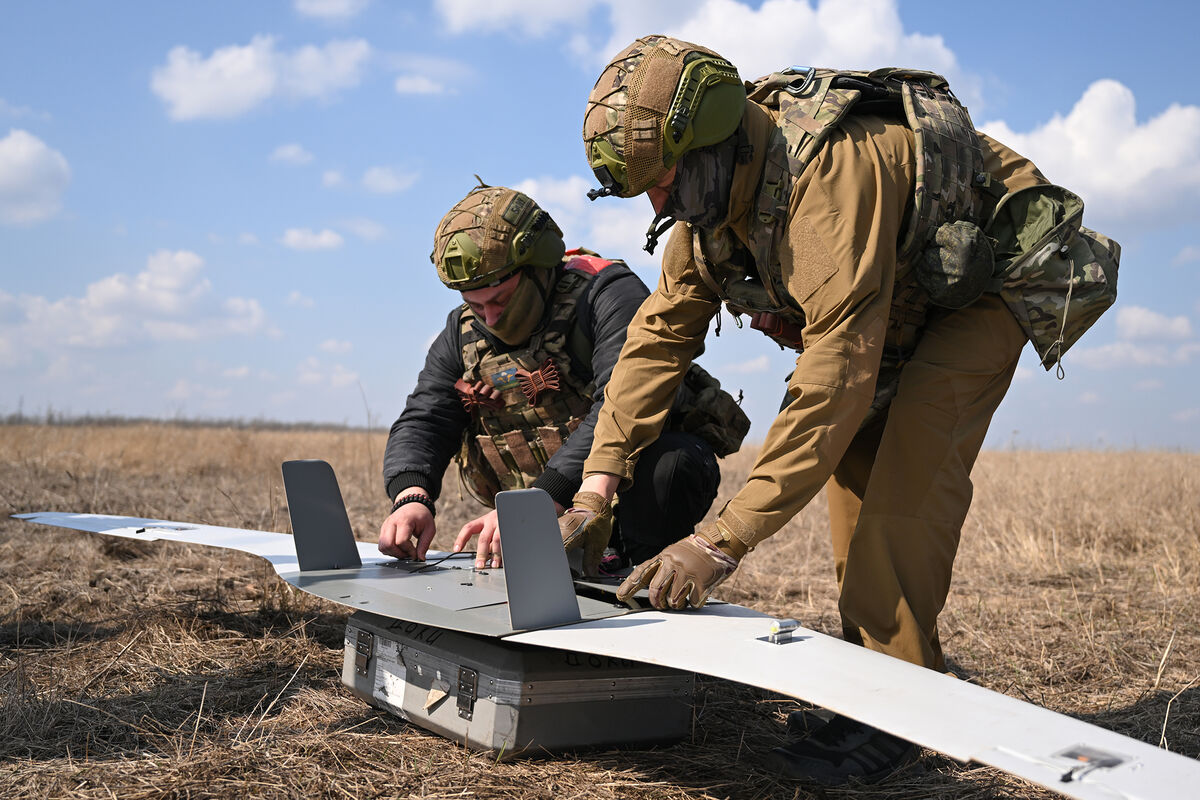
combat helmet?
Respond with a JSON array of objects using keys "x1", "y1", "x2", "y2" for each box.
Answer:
[
  {"x1": 432, "y1": 182, "x2": 566, "y2": 290},
  {"x1": 583, "y1": 35, "x2": 746, "y2": 200}
]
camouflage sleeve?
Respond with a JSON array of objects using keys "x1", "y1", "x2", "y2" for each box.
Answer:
[
  {"x1": 381, "y1": 308, "x2": 471, "y2": 502},
  {"x1": 718, "y1": 116, "x2": 914, "y2": 543},
  {"x1": 532, "y1": 265, "x2": 651, "y2": 505},
  {"x1": 583, "y1": 223, "x2": 721, "y2": 485}
]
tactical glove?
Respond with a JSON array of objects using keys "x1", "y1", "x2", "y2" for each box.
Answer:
[
  {"x1": 558, "y1": 491, "x2": 613, "y2": 578},
  {"x1": 616, "y1": 521, "x2": 744, "y2": 610}
]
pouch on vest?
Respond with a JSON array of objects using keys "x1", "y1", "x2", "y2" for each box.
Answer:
[
  {"x1": 986, "y1": 185, "x2": 1120, "y2": 370},
  {"x1": 670, "y1": 364, "x2": 751, "y2": 457},
  {"x1": 456, "y1": 434, "x2": 503, "y2": 507},
  {"x1": 915, "y1": 220, "x2": 998, "y2": 309}
]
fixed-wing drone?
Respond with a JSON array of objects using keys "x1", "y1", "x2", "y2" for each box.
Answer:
[{"x1": 16, "y1": 459, "x2": 1200, "y2": 799}]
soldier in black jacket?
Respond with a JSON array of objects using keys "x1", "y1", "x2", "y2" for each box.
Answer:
[{"x1": 379, "y1": 183, "x2": 745, "y2": 575}]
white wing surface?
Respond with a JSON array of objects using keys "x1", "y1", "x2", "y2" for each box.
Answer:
[
  {"x1": 512, "y1": 605, "x2": 1196, "y2": 800},
  {"x1": 14, "y1": 511, "x2": 389, "y2": 572},
  {"x1": 17, "y1": 481, "x2": 1200, "y2": 800}
]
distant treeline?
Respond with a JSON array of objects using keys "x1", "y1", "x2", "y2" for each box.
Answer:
[{"x1": 0, "y1": 410, "x2": 369, "y2": 432}]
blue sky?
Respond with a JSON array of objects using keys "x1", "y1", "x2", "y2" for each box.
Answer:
[{"x1": 2, "y1": 0, "x2": 1197, "y2": 449}]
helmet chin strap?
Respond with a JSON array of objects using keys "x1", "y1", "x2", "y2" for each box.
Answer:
[{"x1": 643, "y1": 211, "x2": 677, "y2": 255}]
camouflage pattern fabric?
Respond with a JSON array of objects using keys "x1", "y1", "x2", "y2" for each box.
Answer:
[
  {"x1": 584, "y1": 36, "x2": 738, "y2": 198},
  {"x1": 988, "y1": 185, "x2": 1120, "y2": 369},
  {"x1": 672, "y1": 363, "x2": 751, "y2": 457},
  {"x1": 916, "y1": 220, "x2": 997, "y2": 309},
  {"x1": 583, "y1": 35, "x2": 679, "y2": 197},
  {"x1": 660, "y1": 138, "x2": 737, "y2": 229},
  {"x1": 695, "y1": 66, "x2": 987, "y2": 331},
  {"x1": 456, "y1": 265, "x2": 599, "y2": 503},
  {"x1": 433, "y1": 184, "x2": 563, "y2": 290}
]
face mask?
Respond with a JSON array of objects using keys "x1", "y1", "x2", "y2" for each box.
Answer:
[
  {"x1": 662, "y1": 137, "x2": 737, "y2": 229},
  {"x1": 643, "y1": 137, "x2": 738, "y2": 254},
  {"x1": 480, "y1": 269, "x2": 551, "y2": 345}
]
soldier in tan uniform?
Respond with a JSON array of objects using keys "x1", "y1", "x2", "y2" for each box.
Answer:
[
  {"x1": 378, "y1": 183, "x2": 747, "y2": 576},
  {"x1": 564, "y1": 35, "x2": 1117, "y2": 783}
]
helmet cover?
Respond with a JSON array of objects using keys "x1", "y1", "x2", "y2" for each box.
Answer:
[
  {"x1": 432, "y1": 183, "x2": 566, "y2": 290},
  {"x1": 583, "y1": 35, "x2": 746, "y2": 199}
]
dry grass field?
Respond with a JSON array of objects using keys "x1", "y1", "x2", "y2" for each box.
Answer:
[{"x1": 1, "y1": 423, "x2": 1197, "y2": 799}]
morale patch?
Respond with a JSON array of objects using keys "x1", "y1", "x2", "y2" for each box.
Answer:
[{"x1": 488, "y1": 368, "x2": 520, "y2": 391}]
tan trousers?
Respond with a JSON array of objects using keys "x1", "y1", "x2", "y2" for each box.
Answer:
[{"x1": 827, "y1": 293, "x2": 1026, "y2": 671}]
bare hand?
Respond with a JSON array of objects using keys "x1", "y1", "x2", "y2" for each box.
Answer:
[
  {"x1": 454, "y1": 509, "x2": 502, "y2": 569},
  {"x1": 379, "y1": 496, "x2": 436, "y2": 560}
]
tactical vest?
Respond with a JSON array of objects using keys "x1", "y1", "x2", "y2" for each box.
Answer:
[
  {"x1": 693, "y1": 67, "x2": 985, "y2": 355},
  {"x1": 692, "y1": 66, "x2": 1118, "y2": 378},
  {"x1": 455, "y1": 254, "x2": 609, "y2": 504}
]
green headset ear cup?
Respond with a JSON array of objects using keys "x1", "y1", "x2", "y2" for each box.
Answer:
[
  {"x1": 688, "y1": 83, "x2": 747, "y2": 149},
  {"x1": 510, "y1": 219, "x2": 566, "y2": 269}
]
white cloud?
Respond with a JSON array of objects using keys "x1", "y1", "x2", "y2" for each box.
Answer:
[
  {"x1": 435, "y1": 0, "x2": 598, "y2": 36},
  {"x1": 1178, "y1": 342, "x2": 1200, "y2": 363},
  {"x1": 981, "y1": 80, "x2": 1200, "y2": 225},
  {"x1": 387, "y1": 54, "x2": 473, "y2": 94},
  {"x1": 0, "y1": 334, "x2": 16, "y2": 369},
  {"x1": 281, "y1": 227, "x2": 344, "y2": 250},
  {"x1": 1134, "y1": 379, "x2": 1164, "y2": 391},
  {"x1": 1012, "y1": 366, "x2": 1034, "y2": 381},
  {"x1": 294, "y1": 0, "x2": 369, "y2": 19},
  {"x1": 0, "y1": 129, "x2": 71, "y2": 225},
  {"x1": 237, "y1": 232, "x2": 259, "y2": 245},
  {"x1": 1172, "y1": 408, "x2": 1200, "y2": 423},
  {"x1": 297, "y1": 356, "x2": 358, "y2": 388},
  {"x1": 1070, "y1": 341, "x2": 1170, "y2": 369},
  {"x1": 514, "y1": 174, "x2": 658, "y2": 270},
  {"x1": 167, "y1": 378, "x2": 231, "y2": 403},
  {"x1": 151, "y1": 36, "x2": 278, "y2": 120},
  {"x1": 1070, "y1": 340, "x2": 1199, "y2": 369},
  {"x1": 394, "y1": 75, "x2": 443, "y2": 94},
  {"x1": 322, "y1": 169, "x2": 344, "y2": 187},
  {"x1": 281, "y1": 39, "x2": 372, "y2": 98},
  {"x1": 150, "y1": 36, "x2": 371, "y2": 120},
  {"x1": 723, "y1": 354, "x2": 771, "y2": 374},
  {"x1": 286, "y1": 290, "x2": 315, "y2": 307},
  {"x1": 223, "y1": 365, "x2": 251, "y2": 378},
  {"x1": 1173, "y1": 245, "x2": 1200, "y2": 266},
  {"x1": 1116, "y1": 305, "x2": 1192, "y2": 340},
  {"x1": 446, "y1": 0, "x2": 980, "y2": 108},
  {"x1": 0, "y1": 250, "x2": 267, "y2": 355},
  {"x1": 665, "y1": 0, "x2": 974, "y2": 103},
  {"x1": 1078, "y1": 392, "x2": 1100, "y2": 405},
  {"x1": 319, "y1": 338, "x2": 352, "y2": 353},
  {"x1": 0, "y1": 98, "x2": 48, "y2": 120},
  {"x1": 270, "y1": 142, "x2": 314, "y2": 164},
  {"x1": 362, "y1": 165, "x2": 417, "y2": 194},
  {"x1": 340, "y1": 217, "x2": 386, "y2": 240}
]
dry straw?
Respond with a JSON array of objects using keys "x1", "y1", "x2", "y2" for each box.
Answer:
[{"x1": 1, "y1": 424, "x2": 1197, "y2": 798}]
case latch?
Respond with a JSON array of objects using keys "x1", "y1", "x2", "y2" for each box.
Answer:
[
  {"x1": 354, "y1": 629, "x2": 374, "y2": 676},
  {"x1": 457, "y1": 666, "x2": 478, "y2": 720}
]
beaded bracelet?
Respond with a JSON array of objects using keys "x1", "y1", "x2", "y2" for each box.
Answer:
[{"x1": 391, "y1": 493, "x2": 436, "y2": 517}]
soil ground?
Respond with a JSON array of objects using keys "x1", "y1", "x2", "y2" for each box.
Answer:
[{"x1": 1, "y1": 424, "x2": 1197, "y2": 799}]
